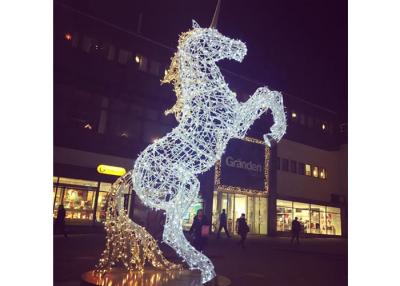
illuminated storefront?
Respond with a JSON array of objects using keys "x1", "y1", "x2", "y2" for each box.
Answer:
[
  {"x1": 212, "y1": 137, "x2": 270, "y2": 235},
  {"x1": 53, "y1": 176, "x2": 132, "y2": 224},
  {"x1": 276, "y1": 199, "x2": 342, "y2": 236},
  {"x1": 209, "y1": 137, "x2": 344, "y2": 237},
  {"x1": 53, "y1": 142, "x2": 344, "y2": 236},
  {"x1": 212, "y1": 191, "x2": 268, "y2": 235}
]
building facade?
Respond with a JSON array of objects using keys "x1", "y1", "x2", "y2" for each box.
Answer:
[{"x1": 53, "y1": 3, "x2": 347, "y2": 237}]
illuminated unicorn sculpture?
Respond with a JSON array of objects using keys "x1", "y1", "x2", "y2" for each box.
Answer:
[{"x1": 131, "y1": 15, "x2": 287, "y2": 285}]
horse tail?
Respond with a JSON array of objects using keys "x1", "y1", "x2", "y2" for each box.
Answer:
[{"x1": 95, "y1": 170, "x2": 181, "y2": 272}]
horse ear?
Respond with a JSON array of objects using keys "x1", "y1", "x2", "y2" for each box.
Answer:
[{"x1": 192, "y1": 19, "x2": 201, "y2": 29}]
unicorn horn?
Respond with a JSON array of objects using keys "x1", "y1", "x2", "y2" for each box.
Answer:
[{"x1": 210, "y1": 0, "x2": 222, "y2": 28}]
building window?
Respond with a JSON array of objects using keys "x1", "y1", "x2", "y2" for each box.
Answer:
[
  {"x1": 62, "y1": 188, "x2": 96, "y2": 220},
  {"x1": 70, "y1": 32, "x2": 79, "y2": 48},
  {"x1": 120, "y1": 131, "x2": 129, "y2": 138},
  {"x1": 305, "y1": 164, "x2": 311, "y2": 176},
  {"x1": 320, "y1": 168, "x2": 327, "y2": 179},
  {"x1": 276, "y1": 200, "x2": 342, "y2": 236},
  {"x1": 340, "y1": 123, "x2": 347, "y2": 133},
  {"x1": 81, "y1": 35, "x2": 93, "y2": 53},
  {"x1": 53, "y1": 178, "x2": 136, "y2": 224},
  {"x1": 300, "y1": 114, "x2": 305, "y2": 125},
  {"x1": 276, "y1": 200, "x2": 293, "y2": 232},
  {"x1": 307, "y1": 116, "x2": 314, "y2": 128},
  {"x1": 90, "y1": 40, "x2": 106, "y2": 56},
  {"x1": 149, "y1": 60, "x2": 161, "y2": 76},
  {"x1": 53, "y1": 186, "x2": 63, "y2": 216},
  {"x1": 134, "y1": 55, "x2": 140, "y2": 63},
  {"x1": 106, "y1": 44, "x2": 116, "y2": 61},
  {"x1": 96, "y1": 183, "x2": 112, "y2": 222},
  {"x1": 64, "y1": 32, "x2": 78, "y2": 48},
  {"x1": 135, "y1": 54, "x2": 148, "y2": 71},
  {"x1": 55, "y1": 87, "x2": 102, "y2": 131},
  {"x1": 65, "y1": 33, "x2": 72, "y2": 41},
  {"x1": 293, "y1": 202, "x2": 310, "y2": 233},
  {"x1": 310, "y1": 204, "x2": 326, "y2": 234},
  {"x1": 54, "y1": 177, "x2": 98, "y2": 221},
  {"x1": 83, "y1": 123, "x2": 93, "y2": 130},
  {"x1": 96, "y1": 191, "x2": 109, "y2": 222},
  {"x1": 326, "y1": 207, "x2": 342, "y2": 236},
  {"x1": 118, "y1": 49, "x2": 132, "y2": 64},
  {"x1": 282, "y1": 158, "x2": 289, "y2": 171},
  {"x1": 290, "y1": 160, "x2": 297, "y2": 173},
  {"x1": 276, "y1": 157, "x2": 281, "y2": 170},
  {"x1": 298, "y1": 163, "x2": 305, "y2": 175},
  {"x1": 312, "y1": 166, "x2": 319, "y2": 178}
]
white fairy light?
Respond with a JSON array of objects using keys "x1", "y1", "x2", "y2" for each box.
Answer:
[
  {"x1": 131, "y1": 20, "x2": 287, "y2": 283},
  {"x1": 95, "y1": 171, "x2": 181, "y2": 273}
]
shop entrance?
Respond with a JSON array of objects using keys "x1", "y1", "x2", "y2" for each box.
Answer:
[{"x1": 212, "y1": 191, "x2": 268, "y2": 235}]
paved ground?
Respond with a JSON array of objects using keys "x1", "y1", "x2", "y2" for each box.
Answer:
[{"x1": 54, "y1": 232, "x2": 347, "y2": 286}]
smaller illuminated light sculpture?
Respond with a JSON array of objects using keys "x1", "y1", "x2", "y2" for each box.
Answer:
[{"x1": 95, "y1": 171, "x2": 181, "y2": 273}]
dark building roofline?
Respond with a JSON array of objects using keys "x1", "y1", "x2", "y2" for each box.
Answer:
[{"x1": 56, "y1": 2, "x2": 338, "y2": 116}]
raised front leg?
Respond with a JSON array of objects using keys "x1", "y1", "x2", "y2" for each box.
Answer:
[{"x1": 234, "y1": 86, "x2": 287, "y2": 146}]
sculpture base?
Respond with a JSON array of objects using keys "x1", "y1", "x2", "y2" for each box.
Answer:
[{"x1": 81, "y1": 268, "x2": 230, "y2": 286}]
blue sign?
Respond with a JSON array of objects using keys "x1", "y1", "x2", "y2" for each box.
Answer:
[{"x1": 220, "y1": 139, "x2": 266, "y2": 191}]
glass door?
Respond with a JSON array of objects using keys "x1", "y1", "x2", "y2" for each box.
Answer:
[
  {"x1": 250, "y1": 196, "x2": 268, "y2": 235},
  {"x1": 227, "y1": 193, "x2": 234, "y2": 234},
  {"x1": 212, "y1": 192, "x2": 268, "y2": 235},
  {"x1": 258, "y1": 197, "x2": 268, "y2": 234},
  {"x1": 254, "y1": 197, "x2": 260, "y2": 234},
  {"x1": 247, "y1": 196, "x2": 255, "y2": 233},
  {"x1": 233, "y1": 194, "x2": 247, "y2": 233}
]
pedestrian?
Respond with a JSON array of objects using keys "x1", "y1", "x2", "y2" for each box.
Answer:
[
  {"x1": 55, "y1": 204, "x2": 67, "y2": 238},
  {"x1": 217, "y1": 209, "x2": 231, "y2": 239},
  {"x1": 236, "y1": 213, "x2": 249, "y2": 249},
  {"x1": 291, "y1": 216, "x2": 301, "y2": 245},
  {"x1": 189, "y1": 209, "x2": 210, "y2": 251}
]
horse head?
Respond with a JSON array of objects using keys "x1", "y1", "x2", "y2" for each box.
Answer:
[
  {"x1": 162, "y1": 20, "x2": 247, "y2": 120},
  {"x1": 180, "y1": 20, "x2": 247, "y2": 64}
]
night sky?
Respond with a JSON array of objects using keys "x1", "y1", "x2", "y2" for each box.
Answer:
[{"x1": 58, "y1": 0, "x2": 348, "y2": 121}]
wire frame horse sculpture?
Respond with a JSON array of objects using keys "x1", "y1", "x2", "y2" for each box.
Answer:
[{"x1": 131, "y1": 20, "x2": 287, "y2": 283}]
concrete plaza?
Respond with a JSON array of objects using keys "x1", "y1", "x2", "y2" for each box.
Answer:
[{"x1": 54, "y1": 232, "x2": 347, "y2": 286}]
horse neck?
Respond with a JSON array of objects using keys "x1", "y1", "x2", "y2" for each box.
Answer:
[{"x1": 179, "y1": 53, "x2": 225, "y2": 93}]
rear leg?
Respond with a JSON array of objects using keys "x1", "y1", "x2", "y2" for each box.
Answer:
[{"x1": 162, "y1": 174, "x2": 216, "y2": 283}]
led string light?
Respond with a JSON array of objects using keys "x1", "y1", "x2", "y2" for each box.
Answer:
[
  {"x1": 131, "y1": 20, "x2": 287, "y2": 284},
  {"x1": 94, "y1": 270, "x2": 180, "y2": 286},
  {"x1": 214, "y1": 136, "x2": 270, "y2": 196},
  {"x1": 95, "y1": 171, "x2": 181, "y2": 274}
]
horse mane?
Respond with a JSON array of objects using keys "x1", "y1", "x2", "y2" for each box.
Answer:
[{"x1": 161, "y1": 29, "x2": 195, "y2": 121}]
